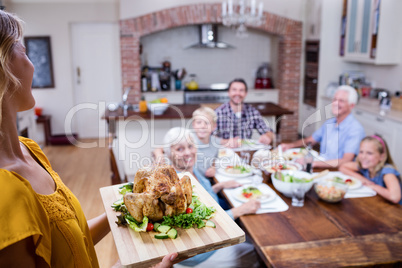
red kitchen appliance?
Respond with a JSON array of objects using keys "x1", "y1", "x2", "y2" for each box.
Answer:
[{"x1": 255, "y1": 63, "x2": 273, "y2": 89}]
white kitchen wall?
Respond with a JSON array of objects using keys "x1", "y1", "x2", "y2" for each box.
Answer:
[
  {"x1": 120, "y1": 0, "x2": 304, "y2": 21},
  {"x1": 9, "y1": 2, "x2": 119, "y2": 137},
  {"x1": 141, "y1": 25, "x2": 274, "y2": 87}
]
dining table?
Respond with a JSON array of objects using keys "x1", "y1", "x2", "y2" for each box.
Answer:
[{"x1": 214, "y1": 167, "x2": 402, "y2": 267}]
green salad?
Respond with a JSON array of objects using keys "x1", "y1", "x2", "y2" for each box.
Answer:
[{"x1": 276, "y1": 173, "x2": 312, "y2": 183}]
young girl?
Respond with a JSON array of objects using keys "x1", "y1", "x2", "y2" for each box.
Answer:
[{"x1": 340, "y1": 135, "x2": 401, "y2": 204}]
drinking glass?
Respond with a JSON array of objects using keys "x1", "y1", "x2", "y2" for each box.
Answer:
[{"x1": 291, "y1": 186, "x2": 305, "y2": 207}]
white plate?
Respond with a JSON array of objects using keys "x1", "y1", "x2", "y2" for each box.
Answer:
[
  {"x1": 318, "y1": 172, "x2": 362, "y2": 190},
  {"x1": 219, "y1": 165, "x2": 253, "y2": 178},
  {"x1": 283, "y1": 148, "x2": 319, "y2": 160},
  {"x1": 233, "y1": 186, "x2": 276, "y2": 203},
  {"x1": 233, "y1": 139, "x2": 271, "y2": 152}
]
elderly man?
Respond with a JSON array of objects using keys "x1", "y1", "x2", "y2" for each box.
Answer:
[
  {"x1": 281, "y1": 85, "x2": 365, "y2": 168},
  {"x1": 215, "y1": 78, "x2": 274, "y2": 145}
]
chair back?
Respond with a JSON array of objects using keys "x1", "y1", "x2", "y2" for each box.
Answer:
[{"x1": 109, "y1": 138, "x2": 127, "y2": 185}]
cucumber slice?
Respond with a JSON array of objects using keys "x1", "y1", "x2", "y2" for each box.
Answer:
[
  {"x1": 112, "y1": 199, "x2": 124, "y2": 206},
  {"x1": 167, "y1": 228, "x2": 178, "y2": 239},
  {"x1": 157, "y1": 225, "x2": 172, "y2": 234},
  {"x1": 206, "y1": 220, "x2": 216, "y2": 228},
  {"x1": 154, "y1": 233, "x2": 169, "y2": 239},
  {"x1": 153, "y1": 223, "x2": 161, "y2": 231}
]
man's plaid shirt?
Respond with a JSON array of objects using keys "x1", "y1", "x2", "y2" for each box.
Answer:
[{"x1": 214, "y1": 102, "x2": 271, "y2": 139}]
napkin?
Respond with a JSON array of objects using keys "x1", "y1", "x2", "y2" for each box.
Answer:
[
  {"x1": 345, "y1": 186, "x2": 377, "y2": 198},
  {"x1": 215, "y1": 173, "x2": 289, "y2": 214}
]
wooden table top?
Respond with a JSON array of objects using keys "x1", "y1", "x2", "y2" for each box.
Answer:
[
  {"x1": 103, "y1": 103, "x2": 293, "y2": 121},
  {"x1": 218, "y1": 178, "x2": 402, "y2": 267}
]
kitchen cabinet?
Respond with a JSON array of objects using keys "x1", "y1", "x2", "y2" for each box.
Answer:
[
  {"x1": 341, "y1": 0, "x2": 401, "y2": 64},
  {"x1": 305, "y1": 0, "x2": 322, "y2": 40},
  {"x1": 353, "y1": 109, "x2": 402, "y2": 167}
]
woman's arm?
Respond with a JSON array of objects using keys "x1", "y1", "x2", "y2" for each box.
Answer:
[
  {"x1": 367, "y1": 174, "x2": 401, "y2": 204},
  {"x1": 0, "y1": 238, "x2": 37, "y2": 268},
  {"x1": 339, "y1": 161, "x2": 374, "y2": 186},
  {"x1": 212, "y1": 180, "x2": 242, "y2": 193},
  {"x1": 87, "y1": 213, "x2": 110, "y2": 245}
]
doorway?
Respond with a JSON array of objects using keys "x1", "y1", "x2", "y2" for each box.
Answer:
[{"x1": 71, "y1": 22, "x2": 121, "y2": 139}]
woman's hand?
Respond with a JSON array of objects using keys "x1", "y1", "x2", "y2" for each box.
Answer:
[
  {"x1": 231, "y1": 199, "x2": 261, "y2": 219},
  {"x1": 153, "y1": 253, "x2": 179, "y2": 268},
  {"x1": 222, "y1": 180, "x2": 242, "y2": 189},
  {"x1": 212, "y1": 180, "x2": 242, "y2": 193},
  {"x1": 205, "y1": 166, "x2": 216, "y2": 177}
]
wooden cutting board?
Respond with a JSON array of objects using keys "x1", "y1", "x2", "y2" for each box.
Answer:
[{"x1": 100, "y1": 172, "x2": 245, "y2": 267}]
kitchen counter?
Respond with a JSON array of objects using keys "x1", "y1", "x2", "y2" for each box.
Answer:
[{"x1": 103, "y1": 102, "x2": 292, "y2": 121}]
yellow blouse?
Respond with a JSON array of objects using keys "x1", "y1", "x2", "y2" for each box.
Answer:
[{"x1": 0, "y1": 137, "x2": 99, "y2": 267}]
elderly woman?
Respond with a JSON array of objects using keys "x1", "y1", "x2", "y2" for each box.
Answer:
[{"x1": 163, "y1": 127, "x2": 261, "y2": 268}]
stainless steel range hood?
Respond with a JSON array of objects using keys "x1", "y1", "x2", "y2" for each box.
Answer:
[{"x1": 186, "y1": 24, "x2": 234, "y2": 49}]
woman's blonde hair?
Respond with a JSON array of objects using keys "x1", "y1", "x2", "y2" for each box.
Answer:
[
  {"x1": 0, "y1": 10, "x2": 24, "y2": 129},
  {"x1": 192, "y1": 106, "x2": 217, "y2": 123},
  {"x1": 356, "y1": 135, "x2": 397, "y2": 174}
]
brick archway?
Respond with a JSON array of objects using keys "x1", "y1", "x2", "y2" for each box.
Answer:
[{"x1": 120, "y1": 4, "x2": 301, "y2": 140}]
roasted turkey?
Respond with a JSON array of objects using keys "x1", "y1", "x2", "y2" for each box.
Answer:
[{"x1": 124, "y1": 165, "x2": 192, "y2": 222}]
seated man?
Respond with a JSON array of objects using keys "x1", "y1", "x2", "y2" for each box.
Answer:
[
  {"x1": 215, "y1": 78, "x2": 274, "y2": 145},
  {"x1": 281, "y1": 85, "x2": 366, "y2": 168}
]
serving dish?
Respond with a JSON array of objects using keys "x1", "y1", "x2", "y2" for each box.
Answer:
[
  {"x1": 100, "y1": 172, "x2": 245, "y2": 267},
  {"x1": 271, "y1": 170, "x2": 314, "y2": 197},
  {"x1": 314, "y1": 180, "x2": 348, "y2": 203},
  {"x1": 147, "y1": 103, "x2": 169, "y2": 115}
]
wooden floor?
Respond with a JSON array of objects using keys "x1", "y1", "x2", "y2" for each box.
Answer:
[{"x1": 43, "y1": 139, "x2": 118, "y2": 268}]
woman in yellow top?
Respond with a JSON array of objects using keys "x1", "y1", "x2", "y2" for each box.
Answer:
[{"x1": 0, "y1": 10, "x2": 177, "y2": 267}]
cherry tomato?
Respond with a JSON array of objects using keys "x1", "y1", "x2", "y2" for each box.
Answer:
[
  {"x1": 146, "y1": 222, "x2": 154, "y2": 232},
  {"x1": 186, "y1": 208, "x2": 193, "y2": 214},
  {"x1": 242, "y1": 192, "x2": 252, "y2": 198},
  {"x1": 345, "y1": 179, "x2": 352, "y2": 184},
  {"x1": 278, "y1": 164, "x2": 283, "y2": 169}
]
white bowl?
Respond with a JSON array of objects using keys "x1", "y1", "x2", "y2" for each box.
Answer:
[
  {"x1": 272, "y1": 170, "x2": 314, "y2": 197},
  {"x1": 147, "y1": 103, "x2": 169, "y2": 115}
]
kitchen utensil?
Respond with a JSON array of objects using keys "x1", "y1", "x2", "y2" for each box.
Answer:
[
  {"x1": 370, "y1": 88, "x2": 390, "y2": 99},
  {"x1": 272, "y1": 170, "x2": 314, "y2": 198},
  {"x1": 185, "y1": 74, "x2": 199, "y2": 90}
]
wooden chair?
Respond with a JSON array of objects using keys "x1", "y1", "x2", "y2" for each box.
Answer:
[{"x1": 109, "y1": 137, "x2": 127, "y2": 185}]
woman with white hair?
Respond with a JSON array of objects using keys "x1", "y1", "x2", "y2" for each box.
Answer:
[
  {"x1": 280, "y1": 85, "x2": 365, "y2": 169},
  {"x1": 163, "y1": 127, "x2": 262, "y2": 267}
]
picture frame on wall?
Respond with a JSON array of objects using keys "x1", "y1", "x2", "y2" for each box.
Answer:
[{"x1": 24, "y1": 36, "x2": 55, "y2": 88}]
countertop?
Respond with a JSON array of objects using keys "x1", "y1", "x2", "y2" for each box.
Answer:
[{"x1": 103, "y1": 102, "x2": 293, "y2": 121}]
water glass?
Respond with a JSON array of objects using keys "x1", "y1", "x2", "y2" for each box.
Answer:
[{"x1": 291, "y1": 186, "x2": 305, "y2": 207}]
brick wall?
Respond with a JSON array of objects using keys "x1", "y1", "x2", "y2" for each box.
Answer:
[{"x1": 120, "y1": 4, "x2": 301, "y2": 141}]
